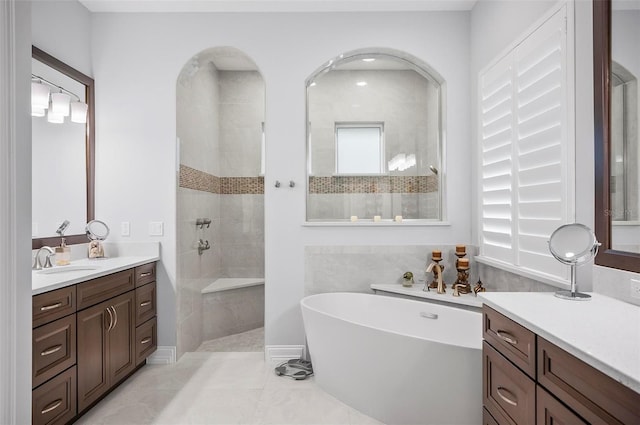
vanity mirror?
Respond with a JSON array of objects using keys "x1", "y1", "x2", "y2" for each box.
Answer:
[
  {"x1": 306, "y1": 48, "x2": 444, "y2": 222},
  {"x1": 594, "y1": 0, "x2": 640, "y2": 272},
  {"x1": 31, "y1": 47, "x2": 95, "y2": 249}
]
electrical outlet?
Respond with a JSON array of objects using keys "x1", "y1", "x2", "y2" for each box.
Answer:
[
  {"x1": 121, "y1": 222, "x2": 130, "y2": 237},
  {"x1": 631, "y1": 279, "x2": 640, "y2": 300}
]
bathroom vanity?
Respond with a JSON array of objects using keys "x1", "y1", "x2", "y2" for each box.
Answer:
[
  {"x1": 480, "y1": 292, "x2": 640, "y2": 425},
  {"x1": 32, "y1": 256, "x2": 158, "y2": 425}
]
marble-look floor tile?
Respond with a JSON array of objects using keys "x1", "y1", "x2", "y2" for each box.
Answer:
[
  {"x1": 75, "y1": 352, "x2": 381, "y2": 425},
  {"x1": 197, "y1": 327, "x2": 264, "y2": 352},
  {"x1": 251, "y1": 388, "x2": 352, "y2": 425}
]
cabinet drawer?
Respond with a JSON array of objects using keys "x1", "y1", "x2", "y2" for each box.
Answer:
[
  {"x1": 33, "y1": 286, "x2": 76, "y2": 328},
  {"x1": 484, "y1": 341, "x2": 535, "y2": 425},
  {"x1": 77, "y1": 269, "x2": 135, "y2": 310},
  {"x1": 538, "y1": 337, "x2": 640, "y2": 425},
  {"x1": 483, "y1": 407, "x2": 501, "y2": 425},
  {"x1": 135, "y1": 317, "x2": 157, "y2": 365},
  {"x1": 483, "y1": 306, "x2": 536, "y2": 378},
  {"x1": 135, "y1": 282, "x2": 156, "y2": 326},
  {"x1": 135, "y1": 262, "x2": 156, "y2": 287},
  {"x1": 33, "y1": 314, "x2": 76, "y2": 389},
  {"x1": 32, "y1": 365, "x2": 76, "y2": 425},
  {"x1": 537, "y1": 385, "x2": 586, "y2": 425}
]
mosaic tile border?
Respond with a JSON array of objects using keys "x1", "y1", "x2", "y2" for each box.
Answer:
[
  {"x1": 308, "y1": 175, "x2": 438, "y2": 194},
  {"x1": 179, "y1": 165, "x2": 264, "y2": 194}
]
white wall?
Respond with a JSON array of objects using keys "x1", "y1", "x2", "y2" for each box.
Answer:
[{"x1": 91, "y1": 11, "x2": 471, "y2": 347}]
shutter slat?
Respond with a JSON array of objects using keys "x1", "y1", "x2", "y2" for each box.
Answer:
[
  {"x1": 519, "y1": 181, "x2": 562, "y2": 202},
  {"x1": 519, "y1": 201, "x2": 562, "y2": 220}
]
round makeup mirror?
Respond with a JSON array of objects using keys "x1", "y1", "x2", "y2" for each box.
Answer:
[
  {"x1": 85, "y1": 219, "x2": 110, "y2": 241},
  {"x1": 548, "y1": 223, "x2": 600, "y2": 300}
]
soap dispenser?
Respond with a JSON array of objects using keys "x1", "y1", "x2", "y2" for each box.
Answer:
[
  {"x1": 54, "y1": 220, "x2": 71, "y2": 266},
  {"x1": 55, "y1": 237, "x2": 71, "y2": 266}
]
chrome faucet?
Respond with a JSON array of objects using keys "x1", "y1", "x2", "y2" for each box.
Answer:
[
  {"x1": 32, "y1": 246, "x2": 55, "y2": 270},
  {"x1": 425, "y1": 262, "x2": 445, "y2": 294}
]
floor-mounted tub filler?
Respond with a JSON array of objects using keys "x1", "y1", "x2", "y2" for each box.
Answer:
[{"x1": 301, "y1": 292, "x2": 482, "y2": 425}]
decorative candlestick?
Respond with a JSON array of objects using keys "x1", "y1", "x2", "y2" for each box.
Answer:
[
  {"x1": 454, "y1": 256, "x2": 471, "y2": 294},
  {"x1": 428, "y1": 252, "x2": 445, "y2": 291}
]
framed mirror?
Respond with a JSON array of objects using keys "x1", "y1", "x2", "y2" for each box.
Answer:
[
  {"x1": 305, "y1": 49, "x2": 444, "y2": 223},
  {"x1": 594, "y1": 0, "x2": 640, "y2": 272},
  {"x1": 31, "y1": 46, "x2": 95, "y2": 249}
]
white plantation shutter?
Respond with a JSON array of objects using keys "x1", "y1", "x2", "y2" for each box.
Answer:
[{"x1": 479, "y1": 5, "x2": 573, "y2": 283}]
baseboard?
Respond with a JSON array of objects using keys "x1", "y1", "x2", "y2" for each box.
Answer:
[
  {"x1": 147, "y1": 346, "x2": 176, "y2": 364},
  {"x1": 265, "y1": 345, "x2": 306, "y2": 363}
]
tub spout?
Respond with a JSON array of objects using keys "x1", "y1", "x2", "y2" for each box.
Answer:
[{"x1": 426, "y1": 262, "x2": 445, "y2": 294}]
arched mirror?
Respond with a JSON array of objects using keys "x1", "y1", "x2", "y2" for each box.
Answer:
[
  {"x1": 306, "y1": 49, "x2": 444, "y2": 223},
  {"x1": 594, "y1": 0, "x2": 640, "y2": 272},
  {"x1": 31, "y1": 47, "x2": 95, "y2": 249}
]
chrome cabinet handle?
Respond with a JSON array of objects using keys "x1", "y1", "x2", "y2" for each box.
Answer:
[
  {"x1": 40, "y1": 302, "x2": 62, "y2": 311},
  {"x1": 141, "y1": 337, "x2": 152, "y2": 345},
  {"x1": 41, "y1": 345, "x2": 62, "y2": 356},
  {"x1": 420, "y1": 311, "x2": 438, "y2": 320},
  {"x1": 496, "y1": 386, "x2": 518, "y2": 406},
  {"x1": 41, "y1": 399, "x2": 62, "y2": 414},
  {"x1": 140, "y1": 272, "x2": 152, "y2": 277},
  {"x1": 111, "y1": 306, "x2": 118, "y2": 329},
  {"x1": 140, "y1": 301, "x2": 152, "y2": 307},
  {"x1": 106, "y1": 306, "x2": 114, "y2": 331},
  {"x1": 496, "y1": 330, "x2": 518, "y2": 345}
]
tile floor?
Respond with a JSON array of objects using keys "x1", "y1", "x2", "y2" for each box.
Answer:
[
  {"x1": 77, "y1": 328, "x2": 380, "y2": 425},
  {"x1": 76, "y1": 351, "x2": 383, "y2": 425},
  {"x1": 196, "y1": 327, "x2": 264, "y2": 352}
]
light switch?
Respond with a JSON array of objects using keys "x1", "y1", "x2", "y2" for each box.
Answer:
[
  {"x1": 121, "y1": 221, "x2": 130, "y2": 237},
  {"x1": 149, "y1": 221, "x2": 164, "y2": 236}
]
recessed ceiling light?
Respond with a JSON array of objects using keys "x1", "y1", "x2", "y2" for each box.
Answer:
[
  {"x1": 356, "y1": 81, "x2": 368, "y2": 87},
  {"x1": 362, "y1": 58, "x2": 376, "y2": 62},
  {"x1": 309, "y1": 82, "x2": 317, "y2": 87}
]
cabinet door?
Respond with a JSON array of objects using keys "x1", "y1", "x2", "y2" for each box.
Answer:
[
  {"x1": 109, "y1": 291, "x2": 136, "y2": 385},
  {"x1": 77, "y1": 299, "x2": 110, "y2": 413}
]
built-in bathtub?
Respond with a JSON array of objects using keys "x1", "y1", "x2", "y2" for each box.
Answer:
[
  {"x1": 301, "y1": 292, "x2": 482, "y2": 425},
  {"x1": 201, "y1": 278, "x2": 264, "y2": 341}
]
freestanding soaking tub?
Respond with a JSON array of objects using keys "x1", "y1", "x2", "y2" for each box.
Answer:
[{"x1": 300, "y1": 292, "x2": 482, "y2": 425}]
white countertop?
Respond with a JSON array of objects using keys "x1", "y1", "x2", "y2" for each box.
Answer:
[
  {"x1": 371, "y1": 283, "x2": 484, "y2": 308},
  {"x1": 479, "y1": 292, "x2": 640, "y2": 394},
  {"x1": 32, "y1": 242, "x2": 160, "y2": 295}
]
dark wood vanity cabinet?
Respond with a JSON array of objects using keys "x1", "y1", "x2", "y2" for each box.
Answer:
[
  {"x1": 482, "y1": 306, "x2": 640, "y2": 425},
  {"x1": 32, "y1": 261, "x2": 157, "y2": 425},
  {"x1": 77, "y1": 290, "x2": 136, "y2": 412}
]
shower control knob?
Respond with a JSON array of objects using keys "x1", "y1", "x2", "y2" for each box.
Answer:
[
  {"x1": 275, "y1": 180, "x2": 281, "y2": 188},
  {"x1": 289, "y1": 180, "x2": 295, "y2": 188}
]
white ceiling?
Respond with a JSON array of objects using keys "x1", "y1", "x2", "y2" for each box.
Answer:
[{"x1": 78, "y1": 0, "x2": 477, "y2": 13}]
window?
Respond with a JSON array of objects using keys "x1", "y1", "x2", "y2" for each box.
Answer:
[
  {"x1": 477, "y1": 4, "x2": 574, "y2": 285},
  {"x1": 335, "y1": 123, "x2": 384, "y2": 174}
]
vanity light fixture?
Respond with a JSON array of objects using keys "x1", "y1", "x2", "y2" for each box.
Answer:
[
  {"x1": 31, "y1": 74, "x2": 88, "y2": 124},
  {"x1": 31, "y1": 80, "x2": 50, "y2": 114},
  {"x1": 356, "y1": 81, "x2": 368, "y2": 87}
]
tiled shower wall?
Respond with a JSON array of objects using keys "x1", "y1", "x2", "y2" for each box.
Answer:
[
  {"x1": 305, "y1": 245, "x2": 556, "y2": 296},
  {"x1": 177, "y1": 61, "x2": 265, "y2": 357},
  {"x1": 307, "y1": 69, "x2": 441, "y2": 220}
]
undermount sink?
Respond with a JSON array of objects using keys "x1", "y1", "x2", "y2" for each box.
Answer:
[{"x1": 37, "y1": 265, "x2": 101, "y2": 275}]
